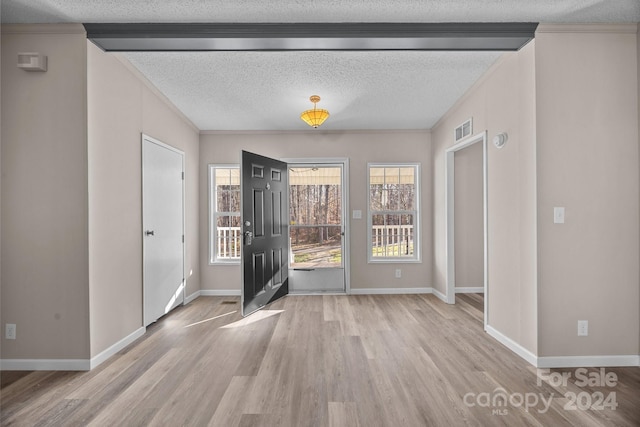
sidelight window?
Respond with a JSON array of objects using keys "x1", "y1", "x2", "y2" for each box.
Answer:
[{"x1": 209, "y1": 165, "x2": 241, "y2": 264}]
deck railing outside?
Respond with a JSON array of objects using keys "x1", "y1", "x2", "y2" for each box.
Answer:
[
  {"x1": 371, "y1": 224, "x2": 414, "y2": 257},
  {"x1": 217, "y1": 227, "x2": 241, "y2": 259},
  {"x1": 218, "y1": 224, "x2": 414, "y2": 258}
]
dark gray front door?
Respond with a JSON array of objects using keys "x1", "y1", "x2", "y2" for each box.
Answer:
[{"x1": 241, "y1": 151, "x2": 289, "y2": 316}]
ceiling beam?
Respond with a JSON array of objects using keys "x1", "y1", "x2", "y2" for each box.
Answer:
[{"x1": 84, "y1": 22, "x2": 537, "y2": 52}]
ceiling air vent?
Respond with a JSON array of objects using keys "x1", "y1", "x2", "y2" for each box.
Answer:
[{"x1": 454, "y1": 118, "x2": 472, "y2": 142}]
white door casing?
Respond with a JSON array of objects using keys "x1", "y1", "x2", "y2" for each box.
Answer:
[
  {"x1": 444, "y1": 131, "x2": 488, "y2": 329},
  {"x1": 285, "y1": 158, "x2": 350, "y2": 294}
]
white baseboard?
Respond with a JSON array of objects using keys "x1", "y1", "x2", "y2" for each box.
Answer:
[
  {"x1": 486, "y1": 325, "x2": 640, "y2": 368},
  {"x1": 200, "y1": 289, "x2": 241, "y2": 296},
  {"x1": 0, "y1": 327, "x2": 147, "y2": 371},
  {"x1": 185, "y1": 290, "x2": 201, "y2": 304},
  {"x1": 197, "y1": 288, "x2": 444, "y2": 297},
  {"x1": 353, "y1": 286, "x2": 449, "y2": 303},
  {"x1": 432, "y1": 288, "x2": 448, "y2": 303},
  {"x1": 350, "y1": 287, "x2": 432, "y2": 295},
  {"x1": 485, "y1": 325, "x2": 538, "y2": 367},
  {"x1": 0, "y1": 358, "x2": 91, "y2": 371},
  {"x1": 537, "y1": 355, "x2": 640, "y2": 368},
  {"x1": 89, "y1": 327, "x2": 146, "y2": 370},
  {"x1": 455, "y1": 287, "x2": 484, "y2": 293}
]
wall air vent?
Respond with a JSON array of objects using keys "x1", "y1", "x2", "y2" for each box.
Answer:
[{"x1": 454, "y1": 118, "x2": 472, "y2": 142}]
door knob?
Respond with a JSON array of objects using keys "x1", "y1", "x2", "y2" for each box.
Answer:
[
  {"x1": 244, "y1": 230, "x2": 253, "y2": 245},
  {"x1": 145, "y1": 230, "x2": 155, "y2": 236}
]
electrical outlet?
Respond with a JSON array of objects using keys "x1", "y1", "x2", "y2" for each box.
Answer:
[
  {"x1": 5, "y1": 323, "x2": 16, "y2": 340},
  {"x1": 577, "y1": 320, "x2": 588, "y2": 336},
  {"x1": 395, "y1": 269, "x2": 402, "y2": 279}
]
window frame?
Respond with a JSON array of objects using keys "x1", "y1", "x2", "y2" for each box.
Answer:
[
  {"x1": 208, "y1": 164, "x2": 241, "y2": 265},
  {"x1": 367, "y1": 162, "x2": 421, "y2": 263}
]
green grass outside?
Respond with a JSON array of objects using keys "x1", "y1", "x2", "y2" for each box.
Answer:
[{"x1": 372, "y1": 243, "x2": 414, "y2": 257}]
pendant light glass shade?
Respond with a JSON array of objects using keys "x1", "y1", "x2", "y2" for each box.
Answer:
[{"x1": 300, "y1": 95, "x2": 329, "y2": 128}]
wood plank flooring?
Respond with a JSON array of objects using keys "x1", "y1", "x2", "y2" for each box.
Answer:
[{"x1": 2, "y1": 294, "x2": 639, "y2": 426}]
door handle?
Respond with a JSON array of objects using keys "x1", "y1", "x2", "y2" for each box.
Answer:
[
  {"x1": 244, "y1": 231, "x2": 253, "y2": 246},
  {"x1": 145, "y1": 230, "x2": 155, "y2": 236}
]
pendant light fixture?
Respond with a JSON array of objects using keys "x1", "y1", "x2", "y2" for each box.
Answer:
[{"x1": 300, "y1": 95, "x2": 330, "y2": 128}]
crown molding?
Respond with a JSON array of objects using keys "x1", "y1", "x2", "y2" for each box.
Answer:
[
  {"x1": 431, "y1": 48, "x2": 515, "y2": 132},
  {"x1": 536, "y1": 23, "x2": 638, "y2": 34},
  {"x1": 199, "y1": 129, "x2": 431, "y2": 136},
  {"x1": 111, "y1": 52, "x2": 200, "y2": 133},
  {"x1": 1, "y1": 23, "x2": 86, "y2": 35}
]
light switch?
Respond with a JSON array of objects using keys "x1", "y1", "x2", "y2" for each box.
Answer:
[
  {"x1": 352, "y1": 210, "x2": 362, "y2": 219},
  {"x1": 554, "y1": 207, "x2": 565, "y2": 224}
]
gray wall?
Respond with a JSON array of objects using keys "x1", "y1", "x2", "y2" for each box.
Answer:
[
  {"x1": 87, "y1": 42, "x2": 200, "y2": 357},
  {"x1": 454, "y1": 141, "x2": 484, "y2": 289},
  {"x1": 1, "y1": 25, "x2": 201, "y2": 362},
  {"x1": 199, "y1": 131, "x2": 433, "y2": 293},
  {"x1": 433, "y1": 24, "x2": 640, "y2": 360},
  {"x1": 432, "y1": 40, "x2": 538, "y2": 353},
  {"x1": 2, "y1": 22, "x2": 638, "y2": 367},
  {"x1": 535, "y1": 25, "x2": 639, "y2": 357},
  {"x1": 1, "y1": 25, "x2": 90, "y2": 359}
]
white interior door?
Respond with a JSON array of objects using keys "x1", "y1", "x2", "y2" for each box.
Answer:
[{"x1": 143, "y1": 135, "x2": 185, "y2": 326}]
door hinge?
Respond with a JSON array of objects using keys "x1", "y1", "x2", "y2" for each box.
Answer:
[
  {"x1": 182, "y1": 235, "x2": 185, "y2": 243},
  {"x1": 181, "y1": 171, "x2": 184, "y2": 180}
]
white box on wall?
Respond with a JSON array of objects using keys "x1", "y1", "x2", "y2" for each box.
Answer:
[{"x1": 18, "y1": 53, "x2": 47, "y2": 71}]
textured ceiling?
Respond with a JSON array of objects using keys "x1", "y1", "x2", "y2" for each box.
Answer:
[
  {"x1": 122, "y1": 50, "x2": 502, "y2": 130},
  {"x1": 3, "y1": 0, "x2": 639, "y2": 24},
  {"x1": 2, "y1": 0, "x2": 639, "y2": 131}
]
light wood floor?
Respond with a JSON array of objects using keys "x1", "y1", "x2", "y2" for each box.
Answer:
[{"x1": 2, "y1": 294, "x2": 639, "y2": 426}]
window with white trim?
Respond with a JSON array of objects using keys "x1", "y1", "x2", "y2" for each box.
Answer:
[
  {"x1": 209, "y1": 165, "x2": 241, "y2": 264},
  {"x1": 368, "y1": 164, "x2": 420, "y2": 262}
]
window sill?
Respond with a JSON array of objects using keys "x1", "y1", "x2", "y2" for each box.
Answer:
[
  {"x1": 367, "y1": 258, "x2": 422, "y2": 264},
  {"x1": 208, "y1": 260, "x2": 241, "y2": 266}
]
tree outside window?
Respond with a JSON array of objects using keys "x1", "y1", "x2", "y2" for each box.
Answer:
[
  {"x1": 368, "y1": 164, "x2": 420, "y2": 262},
  {"x1": 209, "y1": 165, "x2": 241, "y2": 264}
]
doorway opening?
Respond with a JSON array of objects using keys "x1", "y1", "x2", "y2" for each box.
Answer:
[
  {"x1": 445, "y1": 131, "x2": 488, "y2": 329},
  {"x1": 286, "y1": 159, "x2": 349, "y2": 294},
  {"x1": 240, "y1": 153, "x2": 350, "y2": 316}
]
